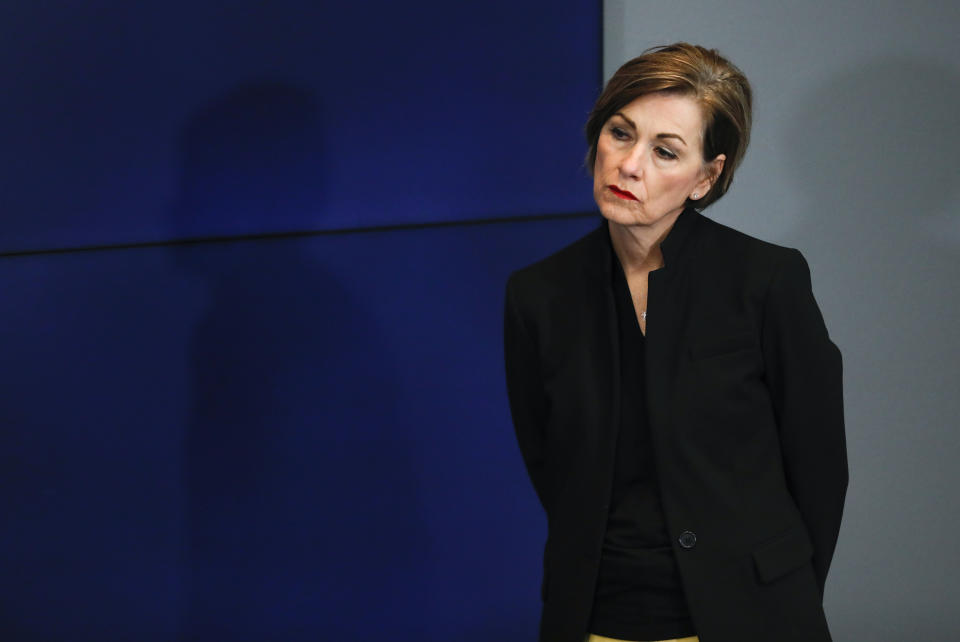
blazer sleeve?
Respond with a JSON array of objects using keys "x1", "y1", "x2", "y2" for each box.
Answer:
[
  {"x1": 503, "y1": 274, "x2": 551, "y2": 513},
  {"x1": 762, "y1": 248, "x2": 848, "y2": 596}
]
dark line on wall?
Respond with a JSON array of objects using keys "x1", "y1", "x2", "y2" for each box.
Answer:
[
  {"x1": 0, "y1": 211, "x2": 599, "y2": 259},
  {"x1": 4, "y1": 7, "x2": 605, "y2": 262}
]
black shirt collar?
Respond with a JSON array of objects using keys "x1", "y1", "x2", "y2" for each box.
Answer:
[
  {"x1": 597, "y1": 206, "x2": 701, "y2": 281},
  {"x1": 658, "y1": 205, "x2": 700, "y2": 268}
]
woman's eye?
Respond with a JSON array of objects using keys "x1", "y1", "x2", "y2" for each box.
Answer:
[
  {"x1": 654, "y1": 146, "x2": 677, "y2": 160},
  {"x1": 610, "y1": 126, "x2": 630, "y2": 140}
]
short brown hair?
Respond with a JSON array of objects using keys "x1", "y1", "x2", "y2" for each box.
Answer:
[{"x1": 585, "y1": 43, "x2": 752, "y2": 209}]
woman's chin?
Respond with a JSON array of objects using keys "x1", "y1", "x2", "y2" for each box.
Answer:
[
  {"x1": 597, "y1": 199, "x2": 687, "y2": 230},
  {"x1": 597, "y1": 202, "x2": 647, "y2": 226}
]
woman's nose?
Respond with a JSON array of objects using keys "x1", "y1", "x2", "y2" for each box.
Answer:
[{"x1": 619, "y1": 147, "x2": 645, "y2": 180}]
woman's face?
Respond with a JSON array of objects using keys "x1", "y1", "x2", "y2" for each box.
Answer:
[{"x1": 593, "y1": 92, "x2": 724, "y2": 232}]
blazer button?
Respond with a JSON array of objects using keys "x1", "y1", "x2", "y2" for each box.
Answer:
[{"x1": 678, "y1": 530, "x2": 697, "y2": 549}]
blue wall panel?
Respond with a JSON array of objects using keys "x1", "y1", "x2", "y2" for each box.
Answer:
[
  {"x1": 1, "y1": 1, "x2": 604, "y2": 637},
  {"x1": 1, "y1": 1, "x2": 600, "y2": 253},
  {"x1": 0, "y1": 216, "x2": 599, "y2": 640}
]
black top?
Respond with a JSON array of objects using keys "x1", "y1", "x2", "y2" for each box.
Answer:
[{"x1": 586, "y1": 246, "x2": 696, "y2": 640}]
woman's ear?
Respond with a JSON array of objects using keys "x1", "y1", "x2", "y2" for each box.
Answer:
[{"x1": 694, "y1": 153, "x2": 726, "y2": 198}]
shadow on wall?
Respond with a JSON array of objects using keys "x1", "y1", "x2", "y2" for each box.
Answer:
[
  {"x1": 783, "y1": 58, "x2": 960, "y2": 635},
  {"x1": 171, "y1": 81, "x2": 425, "y2": 640},
  {"x1": 175, "y1": 81, "x2": 326, "y2": 236}
]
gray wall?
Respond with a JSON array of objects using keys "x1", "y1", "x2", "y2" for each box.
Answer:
[{"x1": 605, "y1": 1, "x2": 960, "y2": 638}]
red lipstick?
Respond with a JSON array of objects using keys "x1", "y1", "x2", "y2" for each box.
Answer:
[{"x1": 608, "y1": 185, "x2": 638, "y2": 201}]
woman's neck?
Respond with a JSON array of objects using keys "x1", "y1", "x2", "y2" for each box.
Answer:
[{"x1": 607, "y1": 217, "x2": 676, "y2": 275}]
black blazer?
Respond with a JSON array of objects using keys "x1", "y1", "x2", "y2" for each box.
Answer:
[{"x1": 503, "y1": 208, "x2": 847, "y2": 642}]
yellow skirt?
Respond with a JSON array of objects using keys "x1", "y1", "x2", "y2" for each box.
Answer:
[{"x1": 584, "y1": 633, "x2": 700, "y2": 642}]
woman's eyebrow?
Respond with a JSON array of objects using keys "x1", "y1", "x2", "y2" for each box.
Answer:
[
  {"x1": 656, "y1": 132, "x2": 687, "y2": 146},
  {"x1": 613, "y1": 111, "x2": 635, "y2": 128},
  {"x1": 612, "y1": 112, "x2": 687, "y2": 146}
]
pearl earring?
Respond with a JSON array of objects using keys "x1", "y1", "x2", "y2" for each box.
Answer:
[{"x1": 692, "y1": 193, "x2": 700, "y2": 199}]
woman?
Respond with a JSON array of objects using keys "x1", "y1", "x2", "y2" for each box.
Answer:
[{"x1": 503, "y1": 44, "x2": 847, "y2": 642}]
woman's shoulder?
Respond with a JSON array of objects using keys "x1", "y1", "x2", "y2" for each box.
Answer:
[
  {"x1": 506, "y1": 220, "x2": 607, "y2": 292},
  {"x1": 696, "y1": 213, "x2": 803, "y2": 268}
]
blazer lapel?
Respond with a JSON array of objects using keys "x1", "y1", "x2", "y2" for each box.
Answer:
[
  {"x1": 573, "y1": 209, "x2": 704, "y2": 487},
  {"x1": 578, "y1": 222, "x2": 622, "y2": 476},
  {"x1": 645, "y1": 207, "x2": 703, "y2": 446}
]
